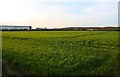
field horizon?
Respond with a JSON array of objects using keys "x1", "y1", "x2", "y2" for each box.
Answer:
[{"x1": 2, "y1": 31, "x2": 119, "y2": 75}]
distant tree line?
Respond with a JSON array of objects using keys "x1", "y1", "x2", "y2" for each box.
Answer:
[{"x1": 31, "y1": 27, "x2": 120, "y2": 31}]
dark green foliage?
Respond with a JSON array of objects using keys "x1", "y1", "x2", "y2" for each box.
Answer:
[{"x1": 2, "y1": 31, "x2": 118, "y2": 75}]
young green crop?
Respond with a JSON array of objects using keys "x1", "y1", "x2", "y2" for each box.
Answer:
[{"x1": 2, "y1": 31, "x2": 119, "y2": 75}]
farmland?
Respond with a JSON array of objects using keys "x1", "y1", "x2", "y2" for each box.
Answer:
[{"x1": 2, "y1": 31, "x2": 119, "y2": 75}]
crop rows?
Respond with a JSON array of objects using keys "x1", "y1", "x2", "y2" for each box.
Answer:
[{"x1": 2, "y1": 31, "x2": 119, "y2": 75}]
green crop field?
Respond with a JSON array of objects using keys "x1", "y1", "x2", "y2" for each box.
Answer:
[{"x1": 2, "y1": 31, "x2": 119, "y2": 75}]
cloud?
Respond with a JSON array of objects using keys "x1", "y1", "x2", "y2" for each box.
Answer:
[
  {"x1": 36, "y1": 2, "x2": 118, "y2": 27},
  {"x1": 0, "y1": 0, "x2": 34, "y2": 22},
  {"x1": 0, "y1": 0, "x2": 118, "y2": 28},
  {"x1": 78, "y1": 2, "x2": 118, "y2": 25},
  {"x1": 28, "y1": 0, "x2": 119, "y2": 2}
]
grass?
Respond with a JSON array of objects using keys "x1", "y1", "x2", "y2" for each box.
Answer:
[{"x1": 2, "y1": 31, "x2": 119, "y2": 75}]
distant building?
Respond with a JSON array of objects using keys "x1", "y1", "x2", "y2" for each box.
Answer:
[
  {"x1": 87, "y1": 29, "x2": 94, "y2": 31},
  {"x1": 0, "y1": 25, "x2": 32, "y2": 30}
]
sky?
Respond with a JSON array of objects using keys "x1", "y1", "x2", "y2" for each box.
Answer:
[{"x1": 0, "y1": 0, "x2": 119, "y2": 29}]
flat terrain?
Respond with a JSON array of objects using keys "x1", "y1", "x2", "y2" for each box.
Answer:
[{"x1": 2, "y1": 31, "x2": 119, "y2": 75}]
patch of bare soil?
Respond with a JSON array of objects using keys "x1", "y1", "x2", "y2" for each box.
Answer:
[{"x1": 2, "y1": 61, "x2": 22, "y2": 76}]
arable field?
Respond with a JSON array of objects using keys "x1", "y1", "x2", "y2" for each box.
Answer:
[{"x1": 2, "y1": 31, "x2": 119, "y2": 75}]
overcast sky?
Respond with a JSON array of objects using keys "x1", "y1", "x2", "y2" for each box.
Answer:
[{"x1": 0, "y1": 0, "x2": 119, "y2": 28}]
